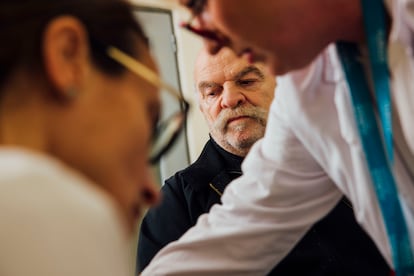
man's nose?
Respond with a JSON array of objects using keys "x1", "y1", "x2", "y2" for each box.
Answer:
[{"x1": 220, "y1": 85, "x2": 246, "y2": 109}]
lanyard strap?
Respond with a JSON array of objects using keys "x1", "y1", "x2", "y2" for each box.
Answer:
[{"x1": 336, "y1": 1, "x2": 414, "y2": 275}]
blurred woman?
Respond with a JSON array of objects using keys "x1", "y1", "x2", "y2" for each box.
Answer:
[{"x1": 0, "y1": 0, "x2": 187, "y2": 275}]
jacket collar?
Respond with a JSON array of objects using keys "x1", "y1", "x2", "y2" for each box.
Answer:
[{"x1": 182, "y1": 137, "x2": 243, "y2": 193}]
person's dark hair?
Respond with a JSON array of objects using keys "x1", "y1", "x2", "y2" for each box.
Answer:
[{"x1": 0, "y1": 0, "x2": 147, "y2": 88}]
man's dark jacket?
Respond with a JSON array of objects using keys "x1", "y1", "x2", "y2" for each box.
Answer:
[{"x1": 138, "y1": 139, "x2": 390, "y2": 275}]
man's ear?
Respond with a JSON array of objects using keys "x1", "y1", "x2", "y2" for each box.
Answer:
[{"x1": 42, "y1": 16, "x2": 90, "y2": 98}]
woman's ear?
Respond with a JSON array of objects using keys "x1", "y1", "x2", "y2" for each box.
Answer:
[{"x1": 42, "y1": 16, "x2": 91, "y2": 99}]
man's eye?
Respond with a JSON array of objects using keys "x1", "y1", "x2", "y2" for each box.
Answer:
[
  {"x1": 187, "y1": 0, "x2": 206, "y2": 14},
  {"x1": 206, "y1": 90, "x2": 218, "y2": 97},
  {"x1": 238, "y1": 79, "x2": 258, "y2": 86},
  {"x1": 186, "y1": 0, "x2": 197, "y2": 8}
]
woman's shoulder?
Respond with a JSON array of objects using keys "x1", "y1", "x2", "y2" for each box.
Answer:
[
  {"x1": 0, "y1": 147, "x2": 130, "y2": 276},
  {"x1": 0, "y1": 147, "x2": 126, "y2": 236}
]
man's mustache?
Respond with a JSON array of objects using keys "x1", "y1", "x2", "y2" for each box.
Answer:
[{"x1": 213, "y1": 106, "x2": 268, "y2": 132}]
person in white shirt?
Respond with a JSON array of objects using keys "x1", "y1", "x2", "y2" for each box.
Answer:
[
  {"x1": 138, "y1": 48, "x2": 389, "y2": 275},
  {"x1": 142, "y1": 0, "x2": 414, "y2": 275},
  {"x1": 0, "y1": 1, "x2": 188, "y2": 275}
]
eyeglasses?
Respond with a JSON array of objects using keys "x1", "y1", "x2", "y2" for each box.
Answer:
[
  {"x1": 181, "y1": 21, "x2": 226, "y2": 45},
  {"x1": 180, "y1": 0, "x2": 228, "y2": 47},
  {"x1": 104, "y1": 45, "x2": 189, "y2": 164}
]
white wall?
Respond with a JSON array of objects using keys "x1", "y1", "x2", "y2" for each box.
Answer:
[{"x1": 130, "y1": 0, "x2": 209, "y2": 163}]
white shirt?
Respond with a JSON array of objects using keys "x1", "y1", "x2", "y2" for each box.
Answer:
[
  {"x1": 143, "y1": 0, "x2": 414, "y2": 274},
  {"x1": 0, "y1": 148, "x2": 132, "y2": 276}
]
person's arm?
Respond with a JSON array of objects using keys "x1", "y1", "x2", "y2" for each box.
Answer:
[
  {"x1": 137, "y1": 176, "x2": 193, "y2": 272},
  {"x1": 141, "y1": 82, "x2": 343, "y2": 275}
]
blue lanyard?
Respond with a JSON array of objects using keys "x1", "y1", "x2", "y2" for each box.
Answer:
[{"x1": 336, "y1": 1, "x2": 414, "y2": 275}]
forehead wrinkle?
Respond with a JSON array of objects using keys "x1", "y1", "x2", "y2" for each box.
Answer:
[
  {"x1": 195, "y1": 61, "x2": 225, "y2": 87},
  {"x1": 233, "y1": 65, "x2": 265, "y2": 81}
]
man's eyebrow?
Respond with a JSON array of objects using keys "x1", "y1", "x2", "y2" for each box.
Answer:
[
  {"x1": 234, "y1": 66, "x2": 265, "y2": 80},
  {"x1": 198, "y1": 81, "x2": 220, "y2": 91},
  {"x1": 197, "y1": 66, "x2": 265, "y2": 92}
]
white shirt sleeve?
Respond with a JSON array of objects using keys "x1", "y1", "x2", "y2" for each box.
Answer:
[
  {"x1": 400, "y1": 0, "x2": 414, "y2": 30},
  {"x1": 142, "y1": 83, "x2": 343, "y2": 275},
  {"x1": 387, "y1": 0, "x2": 414, "y2": 154}
]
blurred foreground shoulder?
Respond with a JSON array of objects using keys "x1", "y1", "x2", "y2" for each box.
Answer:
[{"x1": 0, "y1": 148, "x2": 131, "y2": 276}]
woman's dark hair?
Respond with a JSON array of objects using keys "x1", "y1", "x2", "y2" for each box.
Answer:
[{"x1": 0, "y1": 0, "x2": 147, "y2": 87}]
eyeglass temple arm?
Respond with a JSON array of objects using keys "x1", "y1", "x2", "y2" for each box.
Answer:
[{"x1": 106, "y1": 46, "x2": 185, "y2": 101}]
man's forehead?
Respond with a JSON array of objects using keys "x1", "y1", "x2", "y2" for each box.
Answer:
[
  {"x1": 197, "y1": 60, "x2": 265, "y2": 82},
  {"x1": 196, "y1": 52, "x2": 248, "y2": 77}
]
